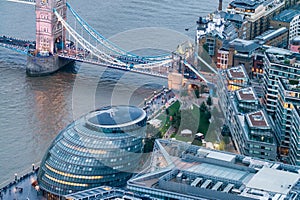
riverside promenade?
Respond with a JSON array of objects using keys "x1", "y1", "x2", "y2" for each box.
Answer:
[{"x1": 0, "y1": 168, "x2": 40, "y2": 200}]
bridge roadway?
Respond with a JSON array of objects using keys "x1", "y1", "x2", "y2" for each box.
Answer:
[
  {"x1": 2, "y1": 1, "x2": 218, "y2": 84},
  {"x1": 57, "y1": 52, "x2": 169, "y2": 78},
  {"x1": 6, "y1": 0, "x2": 35, "y2": 5},
  {"x1": 0, "y1": 36, "x2": 35, "y2": 55},
  {"x1": 0, "y1": 36, "x2": 170, "y2": 78},
  {"x1": 0, "y1": 37, "x2": 215, "y2": 84}
]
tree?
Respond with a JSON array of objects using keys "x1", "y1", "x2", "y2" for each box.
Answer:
[
  {"x1": 218, "y1": 141, "x2": 226, "y2": 151},
  {"x1": 166, "y1": 108, "x2": 169, "y2": 115},
  {"x1": 192, "y1": 139, "x2": 202, "y2": 146},
  {"x1": 205, "y1": 110, "x2": 212, "y2": 120},
  {"x1": 200, "y1": 84, "x2": 206, "y2": 98},
  {"x1": 203, "y1": 43, "x2": 209, "y2": 52},
  {"x1": 144, "y1": 124, "x2": 162, "y2": 153},
  {"x1": 206, "y1": 96, "x2": 213, "y2": 107},
  {"x1": 221, "y1": 125, "x2": 231, "y2": 137},
  {"x1": 194, "y1": 87, "x2": 200, "y2": 98},
  {"x1": 200, "y1": 102, "x2": 208, "y2": 113},
  {"x1": 171, "y1": 111, "x2": 181, "y2": 130}
]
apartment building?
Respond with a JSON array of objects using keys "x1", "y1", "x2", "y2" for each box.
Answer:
[
  {"x1": 227, "y1": 0, "x2": 285, "y2": 39},
  {"x1": 274, "y1": 78, "x2": 300, "y2": 164},
  {"x1": 262, "y1": 47, "x2": 300, "y2": 116},
  {"x1": 217, "y1": 65, "x2": 277, "y2": 161}
]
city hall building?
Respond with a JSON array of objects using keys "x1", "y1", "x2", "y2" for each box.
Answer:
[{"x1": 37, "y1": 105, "x2": 147, "y2": 198}]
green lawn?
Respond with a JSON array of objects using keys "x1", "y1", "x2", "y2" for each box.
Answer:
[
  {"x1": 174, "y1": 134, "x2": 193, "y2": 142},
  {"x1": 198, "y1": 112, "x2": 210, "y2": 134},
  {"x1": 155, "y1": 100, "x2": 180, "y2": 135},
  {"x1": 190, "y1": 105, "x2": 210, "y2": 135},
  {"x1": 172, "y1": 104, "x2": 210, "y2": 144},
  {"x1": 167, "y1": 100, "x2": 180, "y2": 116},
  {"x1": 152, "y1": 100, "x2": 211, "y2": 145},
  {"x1": 157, "y1": 113, "x2": 167, "y2": 125},
  {"x1": 205, "y1": 107, "x2": 224, "y2": 143}
]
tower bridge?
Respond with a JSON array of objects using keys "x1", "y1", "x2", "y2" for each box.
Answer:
[{"x1": 1, "y1": 0, "x2": 219, "y2": 90}]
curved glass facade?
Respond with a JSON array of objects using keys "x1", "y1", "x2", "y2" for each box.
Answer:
[{"x1": 37, "y1": 106, "x2": 147, "y2": 196}]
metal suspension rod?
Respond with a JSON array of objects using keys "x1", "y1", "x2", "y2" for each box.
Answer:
[
  {"x1": 66, "y1": 2, "x2": 171, "y2": 61},
  {"x1": 54, "y1": 9, "x2": 124, "y2": 65}
]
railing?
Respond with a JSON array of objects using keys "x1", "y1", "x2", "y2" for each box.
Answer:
[
  {"x1": 0, "y1": 43, "x2": 30, "y2": 56},
  {"x1": 0, "y1": 162, "x2": 40, "y2": 189},
  {"x1": 57, "y1": 53, "x2": 169, "y2": 78}
]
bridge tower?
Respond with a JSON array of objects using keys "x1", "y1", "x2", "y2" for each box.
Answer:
[
  {"x1": 35, "y1": 0, "x2": 67, "y2": 54},
  {"x1": 26, "y1": 0, "x2": 72, "y2": 76}
]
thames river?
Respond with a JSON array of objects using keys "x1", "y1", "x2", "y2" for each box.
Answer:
[{"x1": 0, "y1": 0, "x2": 229, "y2": 185}]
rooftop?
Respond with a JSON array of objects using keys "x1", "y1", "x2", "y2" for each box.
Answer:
[
  {"x1": 226, "y1": 65, "x2": 248, "y2": 79},
  {"x1": 279, "y1": 78, "x2": 300, "y2": 94},
  {"x1": 128, "y1": 139, "x2": 300, "y2": 200},
  {"x1": 229, "y1": 0, "x2": 262, "y2": 10},
  {"x1": 246, "y1": 167, "x2": 299, "y2": 195},
  {"x1": 223, "y1": 12, "x2": 245, "y2": 23},
  {"x1": 292, "y1": 36, "x2": 300, "y2": 42},
  {"x1": 246, "y1": 110, "x2": 269, "y2": 128},
  {"x1": 4, "y1": 139, "x2": 299, "y2": 200},
  {"x1": 255, "y1": 27, "x2": 288, "y2": 43},
  {"x1": 196, "y1": 12, "x2": 239, "y2": 41},
  {"x1": 64, "y1": 186, "x2": 147, "y2": 200},
  {"x1": 86, "y1": 105, "x2": 146, "y2": 128},
  {"x1": 187, "y1": 163, "x2": 248, "y2": 181},
  {"x1": 0, "y1": 173, "x2": 148, "y2": 200},
  {"x1": 265, "y1": 47, "x2": 300, "y2": 67},
  {"x1": 221, "y1": 38, "x2": 260, "y2": 53},
  {"x1": 236, "y1": 87, "x2": 258, "y2": 102},
  {"x1": 272, "y1": 9, "x2": 300, "y2": 23},
  {"x1": 228, "y1": 0, "x2": 284, "y2": 16},
  {"x1": 206, "y1": 151, "x2": 236, "y2": 162}
]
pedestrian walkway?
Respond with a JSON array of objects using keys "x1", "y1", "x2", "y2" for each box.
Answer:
[{"x1": 141, "y1": 88, "x2": 175, "y2": 120}]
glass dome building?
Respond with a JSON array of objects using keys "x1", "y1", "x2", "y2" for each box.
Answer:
[{"x1": 37, "y1": 105, "x2": 147, "y2": 197}]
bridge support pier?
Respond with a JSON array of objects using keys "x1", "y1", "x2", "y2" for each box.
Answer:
[
  {"x1": 168, "y1": 72, "x2": 184, "y2": 91},
  {"x1": 26, "y1": 55, "x2": 73, "y2": 76}
]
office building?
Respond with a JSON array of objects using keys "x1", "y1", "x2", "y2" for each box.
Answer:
[
  {"x1": 64, "y1": 186, "x2": 151, "y2": 200},
  {"x1": 127, "y1": 139, "x2": 300, "y2": 200},
  {"x1": 217, "y1": 38, "x2": 260, "y2": 72},
  {"x1": 254, "y1": 27, "x2": 289, "y2": 48}
]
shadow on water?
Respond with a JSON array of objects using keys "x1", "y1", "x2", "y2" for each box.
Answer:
[{"x1": 58, "y1": 60, "x2": 80, "y2": 74}]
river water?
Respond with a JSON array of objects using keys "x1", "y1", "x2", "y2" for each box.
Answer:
[{"x1": 0, "y1": 0, "x2": 230, "y2": 185}]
